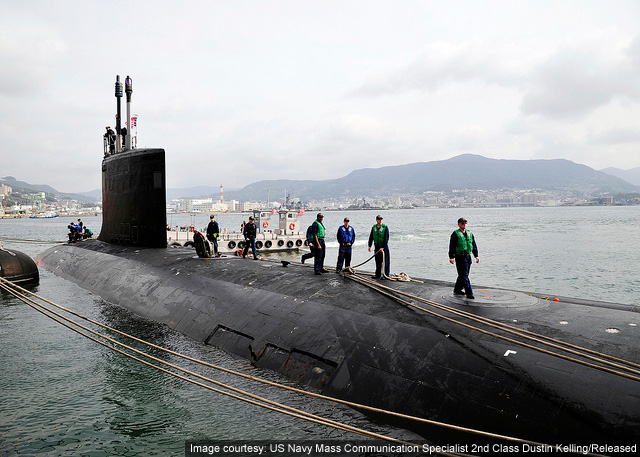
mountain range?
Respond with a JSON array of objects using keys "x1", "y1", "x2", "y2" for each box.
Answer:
[
  {"x1": 599, "y1": 167, "x2": 640, "y2": 186},
  {"x1": 222, "y1": 154, "x2": 638, "y2": 202},
  {"x1": 0, "y1": 176, "x2": 97, "y2": 203},
  {"x1": 3, "y1": 154, "x2": 638, "y2": 203}
]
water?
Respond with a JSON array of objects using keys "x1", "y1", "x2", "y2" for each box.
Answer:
[
  {"x1": 169, "y1": 206, "x2": 639, "y2": 304},
  {"x1": 1, "y1": 207, "x2": 638, "y2": 456}
]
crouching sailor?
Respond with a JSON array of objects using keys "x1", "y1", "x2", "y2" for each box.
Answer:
[
  {"x1": 67, "y1": 222, "x2": 82, "y2": 243},
  {"x1": 336, "y1": 217, "x2": 355, "y2": 273}
]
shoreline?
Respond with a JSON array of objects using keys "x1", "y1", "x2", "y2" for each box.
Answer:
[{"x1": 0, "y1": 212, "x2": 101, "y2": 219}]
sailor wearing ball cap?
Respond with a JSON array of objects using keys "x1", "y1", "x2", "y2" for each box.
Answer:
[
  {"x1": 242, "y1": 216, "x2": 258, "y2": 259},
  {"x1": 310, "y1": 213, "x2": 328, "y2": 275},
  {"x1": 368, "y1": 215, "x2": 390, "y2": 279},
  {"x1": 336, "y1": 217, "x2": 355, "y2": 273},
  {"x1": 448, "y1": 217, "x2": 479, "y2": 299}
]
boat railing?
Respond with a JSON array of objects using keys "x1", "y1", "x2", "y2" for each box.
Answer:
[{"x1": 103, "y1": 134, "x2": 138, "y2": 156}]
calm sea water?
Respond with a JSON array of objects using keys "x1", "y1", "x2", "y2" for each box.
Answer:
[{"x1": 1, "y1": 207, "x2": 638, "y2": 456}]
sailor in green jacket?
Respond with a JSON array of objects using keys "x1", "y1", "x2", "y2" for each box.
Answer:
[
  {"x1": 310, "y1": 213, "x2": 328, "y2": 275},
  {"x1": 368, "y1": 215, "x2": 390, "y2": 279},
  {"x1": 448, "y1": 217, "x2": 479, "y2": 299}
]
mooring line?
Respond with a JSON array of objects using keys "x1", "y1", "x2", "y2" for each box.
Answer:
[
  {"x1": 341, "y1": 271, "x2": 640, "y2": 382},
  {"x1": 376, "y1": 275, "x2": 640, "y2": 372},
  {"x1": 0, "y1": 280, "x2": 444, "y2": 452},
  {"x1": 0, "y1": 276, "x2": 603, "y2": 456}
]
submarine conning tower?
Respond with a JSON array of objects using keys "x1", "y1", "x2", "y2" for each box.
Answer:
[{"x1": 98, "y1": 75, "x2": 167, "y2": 248}]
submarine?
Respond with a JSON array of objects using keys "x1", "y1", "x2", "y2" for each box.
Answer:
[{"x1": 39, "y1": 76, "x2": 639, "y2": 449}]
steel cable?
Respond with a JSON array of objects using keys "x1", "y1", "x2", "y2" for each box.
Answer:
[{"x1": 0, "y1": 276, "x2": 599, "y2": 455}]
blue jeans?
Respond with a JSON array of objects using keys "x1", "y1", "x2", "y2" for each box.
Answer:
[
  {"x1": 454, "y1": 254, "x2": 473, "y2": 295},
  {"x1": 314, "y1": 239, "x2": 326, "y2": 272},
  {"x1": 207, "y1": 236, "x2": 219, "y2": 255},
  {"x1": 301, "y1": 244, "x2": 315, "y2": 263},
  {"x1": 336, "y1": 245, "x2": 352, "y2": 271},
  {"x1": 243, "y1": 238, "x2": 257, "y2": 259}
]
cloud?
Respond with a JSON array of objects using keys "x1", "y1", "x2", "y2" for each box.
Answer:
[
  {"x1": 520, "y1": 38, "x2": 640, "y2": 118},
  {"x1": 588, "y1": 129, "x2": 640, "y2": 146},
  {"x1": 0, "y1": 21, "x2": 65, "y2": 97},
  {"x1": 3, "y1": 1, "x2": 640, "y2": 192},
  {"x1": 351, "y1": 40, "x2": 528, "y2": 97},
  {"x1": 351, "y1": 34, "x2": 640, "y2": 121}
]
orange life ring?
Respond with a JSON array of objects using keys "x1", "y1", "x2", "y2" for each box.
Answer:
[
  {"x1": 289, "y1": 223, "x2": 295, "y2": 230},
  {"x1": 263, "y1": 221, "x2": 269, "y2": 228}
]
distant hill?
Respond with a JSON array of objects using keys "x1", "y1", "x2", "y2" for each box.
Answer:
[
  {"x1": 6, "y1": 155, "x2": 637, "y2": 204},
  {"x1": 600, "y1": 167, "x2": 640, "y2": 186},
  {"x1": 78, "y1": 189, "x2": 102, "y2": 200},
  {"x1": 1, "y1": 176, "x2": 97, "y2": 203},
  {"x1": 11, "y1": 184, "x2": 241, "y2": 203},
  {"x1": 223, "y1": 154, "x2": 638, "y2": 201}
]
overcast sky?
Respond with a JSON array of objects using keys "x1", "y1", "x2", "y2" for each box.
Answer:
[{"x1": 2, "y1": 1, "x2": 640, "y2": 193}]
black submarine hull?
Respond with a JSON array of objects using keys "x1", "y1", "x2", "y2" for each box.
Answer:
[
  {"x1": 38, "y1": 121, "x2": 638, "y2": 448},
  {"x1": 39, "y1": 240, "x2": 640, "y2": 446}
]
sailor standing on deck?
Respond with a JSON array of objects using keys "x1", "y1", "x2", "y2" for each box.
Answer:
[
  {"x1": 104, "y1": 127, "x2": 116, "y2": 155},
  {"x1": 311, "y1": 213, "x2": 328, "y2": 275},
  {"x1": 336, "y1": 217, "x2": 355, "y2": 273},
  {"x1": 368, "y1": 215, "x2": 390, "y2": 279},
  {"x1": 449, "y1": 217, "x2": 479, "y2": 299},
  {"x1": 242, "y1": 216, "x2": 258, "y2": 260},
  {"x1": 206, "y1": 215, "x2": 220, "y2": 257}
]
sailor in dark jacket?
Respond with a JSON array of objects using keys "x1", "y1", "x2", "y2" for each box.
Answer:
[
  {"x1": 336, "y1": 217, "x2": 355, "y2": 273},
  {"x1": 448, "y1": 217, "x2": 479, "y2": 299},
  {"x1": 206, "y1": 214, "x2": 220, "y2": 257},
  {"x1": 242, "y1": 216, "x2": 258, "y2": 259},
  {"x1": 368, "y1": 215, "x2": 390, "y2": 278},
  {"x1": 104, "y1": 126, "x2": 116, "y2": 155}
]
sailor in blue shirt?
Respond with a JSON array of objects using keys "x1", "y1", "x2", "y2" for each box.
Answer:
[{"x1": 336, "y1": 217, "x2": 355, "y2": 273}]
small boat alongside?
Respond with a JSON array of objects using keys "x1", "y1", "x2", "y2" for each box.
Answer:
[
  {"x1": 167, "y1": 209, "x2": 308, "y2": 253},
  {"x1": 29, "y1": 212, "x2": 58, "y2": 219}
]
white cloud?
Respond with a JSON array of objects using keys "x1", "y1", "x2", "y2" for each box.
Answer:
[
  {"x1": 0, "y1": 21, "x2": 65, "y2": 97},
  {"x1": 1, "y1": 1, "x2": 640, "y2": 193},
  {"x1": 520, "y1": 37, "x2": 640, "y2": 118}
]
